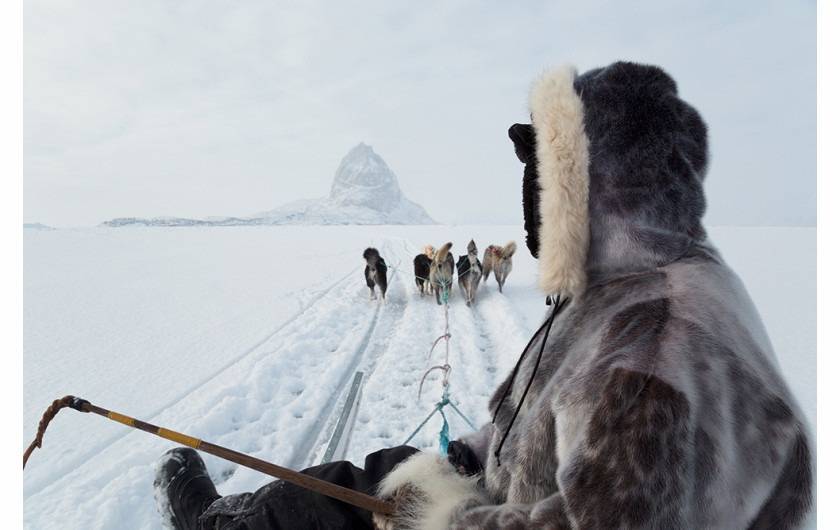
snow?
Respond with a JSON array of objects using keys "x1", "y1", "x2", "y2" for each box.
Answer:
[{"x1": 22, "y1": 224, "x2": 816, "y2": 529}]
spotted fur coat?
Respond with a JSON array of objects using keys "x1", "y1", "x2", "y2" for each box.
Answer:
[{"x1": 376, "y1": 62, "x2": 813, "y2": 529}]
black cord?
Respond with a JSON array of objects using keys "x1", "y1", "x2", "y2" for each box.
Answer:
[{"x1": 493, "y1": 296, "x2": 568, "y2": 466}]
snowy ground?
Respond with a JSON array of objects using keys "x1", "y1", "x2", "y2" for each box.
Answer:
[{"x1": 22, "y1": 224, "x2": 816, "y2": 529}]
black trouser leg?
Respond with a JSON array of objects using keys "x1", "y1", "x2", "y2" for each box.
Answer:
[{"x1": 198, "y1": 446, "x2": 419, "y2": 530}]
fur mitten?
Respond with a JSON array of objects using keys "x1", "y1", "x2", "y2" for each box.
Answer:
[{"x1": 373, "y1": 452, "x2": 489, "y2": 530}]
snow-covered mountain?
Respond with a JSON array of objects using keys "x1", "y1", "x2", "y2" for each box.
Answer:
[
  {"x1": 253, "y1": 143, "x2": 436, "y2": 225},
  {"x1": 101, "y1": 143, "x2": 437, "y2": 227}
]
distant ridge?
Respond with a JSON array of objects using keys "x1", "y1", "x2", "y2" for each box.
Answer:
[{"x1": 101, "y1": 143, "x2": 437, "y2": 227}]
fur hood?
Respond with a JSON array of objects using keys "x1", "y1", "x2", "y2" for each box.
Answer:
[
  {"x1": 511, "y1": 61, "x2": 709, "y2": 298},
  {"x1": 377, "y1": 62, "x2": 811, "y2": 529}
]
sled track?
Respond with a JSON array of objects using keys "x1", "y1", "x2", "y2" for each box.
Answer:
[
  {"x1": 151, "y1": 267, "x2": 369, "y2": 423},
  {"x1": 289, "y1": 243, "x2": 407, "y2": 469},
  {"x1": 285, "y1": 302, "x2": 382, "y2": 470},
  {"x1": 338, "y1": 254, "x2": 495, "y2": 461},
  {"x1": 26, "y1": 238, "x2": 528, "y2": 499},
  {"x1": 416, "y1": 284, "x2": 514, "y2": 439},
  {"x1": 448, "y1": 298, "x2": 497, "y2": 394},
  {"x1": 23, "y1": 265, "x2": 366, "y2": 499}
]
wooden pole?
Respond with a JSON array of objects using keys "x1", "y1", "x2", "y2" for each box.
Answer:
[{"x1": 24, "y1": 396, "x2": 395, "y2": 515}]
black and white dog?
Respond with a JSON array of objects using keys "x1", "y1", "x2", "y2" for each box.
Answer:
[
  {"x1": 413, "y1": 253, "x2": 432, "y2": 297},
  {"x1": 363, "y1": 247, "x2": 387, "y2": 306},
  {"x1": 456, "y1": 240, "x2": 483, "y2": 307},
  {"x1": 413, "y1": 245, "x2": 436, "y2": 297}
]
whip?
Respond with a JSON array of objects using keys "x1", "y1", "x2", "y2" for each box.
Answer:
[{"x1": 23, "y1": 395, "x2": 395, "y2": 515}]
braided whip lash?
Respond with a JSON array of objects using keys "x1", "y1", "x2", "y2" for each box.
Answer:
[{"x1": 23, "y1": 395, "x2": 396, "y2": 515}]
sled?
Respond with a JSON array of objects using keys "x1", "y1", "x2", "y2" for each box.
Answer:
[{"x1": 321, "y1": 371, "x2": 365, "y2": 464}]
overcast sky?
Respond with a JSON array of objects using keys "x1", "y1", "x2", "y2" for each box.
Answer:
[{"x1": 22, "y1": 0, "x2": 815, "y2": 228}]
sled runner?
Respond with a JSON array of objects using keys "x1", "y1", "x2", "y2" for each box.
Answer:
[{"x1": 321, "y1": 371, "x2": 365, "y2": 464}]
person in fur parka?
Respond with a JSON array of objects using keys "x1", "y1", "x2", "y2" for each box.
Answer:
[
  {"x1": 374, "y1": 62, "x2": 814, "y2": 529},
  {"x1": 153, "y1": 61, "x2": 813, "y2": 530}
]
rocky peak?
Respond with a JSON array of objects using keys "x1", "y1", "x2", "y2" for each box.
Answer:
[{"x1": 327, "y1": 143, "x2": 402, "y2": 209}]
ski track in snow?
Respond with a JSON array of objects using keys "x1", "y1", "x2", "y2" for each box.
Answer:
[
  {"x1": 344, "y1": 243, "x2": 537, "y2": 465},
  {"x1": 22, "y1": 226, "x2": 816, "y2": 529},
  {"x1": 23, "y1": 230, "x2": 540, "y2": 529},
  {"x1": 23, "y1": 263, "x2": 364, "y2": 499},
  {"x1": 288, "y1": 239, "x2": 405, "y2": 470}
]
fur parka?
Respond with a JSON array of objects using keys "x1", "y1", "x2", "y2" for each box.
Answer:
[{"x1": 380, "y1": 62, "x2": 814, "y2": 529}]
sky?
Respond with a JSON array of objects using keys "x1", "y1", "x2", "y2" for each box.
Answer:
[{"x1": 20, "y1": 0, "x2": 817, "y2": 228}]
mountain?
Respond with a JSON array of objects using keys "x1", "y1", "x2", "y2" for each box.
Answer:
[
  {"x1": 254, "y1": 143, "x2": 436, "y2": 225},
  {"x1": 101, "y1": 143, "x2": 437, "y2": 227},
  {"x1": 23, "y1": 223, "x2": 54, "y2": 230}
]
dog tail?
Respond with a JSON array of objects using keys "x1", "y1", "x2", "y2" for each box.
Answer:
[
  {"x1": 500, "y1": 241, "x2": 517, "y2": 259},
  {"x1": 467, "y1": 239, "x2": 477, "y2": 256},
  {"x1": 435, "y1": 242, "x2": 453, "y2": 263},
  {"x1": 363, "y1": 247, "x2": 381, "y2": 266}
]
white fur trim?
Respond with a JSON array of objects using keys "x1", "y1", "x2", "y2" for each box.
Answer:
[
  {"x1": 530, "y1": 65, "x2": 590, "y2": 298},
  {"x1": 377, "y1": 452, "x2": 488, "y2": 530}
]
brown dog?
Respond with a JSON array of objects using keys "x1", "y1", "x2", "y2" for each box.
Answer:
[
  {"x1": 429, "y1": 242, "x2": 454, "y2": 305},
  {"x1": 482, "y1": 241, "x2": 517, "y2": 293}
]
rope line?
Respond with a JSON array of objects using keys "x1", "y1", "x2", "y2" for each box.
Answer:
[
  {"x1": 431, "y1": 264, "x2": 454, "y2": 305},
  {"x1": 445, "y1": 399, "x2": 477, "y2": 431},
  {"x1": 492, "y1": 296, "x2": 569, "y2": 465},
  {"x1": 379, "y1": 257, "x2": 473, "y2": 295},
  {"x1": 406, "y1": 295, "x2": 477, "y2": 455},
  {"x1": 376, "y1": 246, "x2": 478, "y2": 454}
]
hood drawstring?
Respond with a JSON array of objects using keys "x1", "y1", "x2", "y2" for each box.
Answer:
[{"x1": 492, "y1": 296, "x2": 569, "y2": 466}]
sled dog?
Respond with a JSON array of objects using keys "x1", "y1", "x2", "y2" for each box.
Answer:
[
  {"x1": 483, "y1": 241, "x2": 517, "y2": 293},
  {"x1": 456, "y1": 240, "x2": 483, "y2": 307},
  {"x1": 429, "y1": 242, "x2": 455, "y2": 305},
  {"x1": 413, "y1": 253, "x2": 432, "y2": 297},
  {"x1": 363, "y1": 247, "x2": 387, "y2": 306}
]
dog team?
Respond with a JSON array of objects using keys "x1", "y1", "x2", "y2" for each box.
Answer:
[{"x1": 363, "y1": 240, "x2": 517, "y2": 307}]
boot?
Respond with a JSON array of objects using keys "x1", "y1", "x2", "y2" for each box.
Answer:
[{"x1": 154, "y1": 447, "x2": 221, "y2": 530}]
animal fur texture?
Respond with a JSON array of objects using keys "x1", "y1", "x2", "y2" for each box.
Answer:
[
  {"x1": 413, "y1": 253, "x2": 432, "y2": 297},
  {"x1": 373, "y1": 452, "x2": 490, "y2": 530},
  {"x1": 481, "y1": 241, "x2": 516, "y2": 293},
  {"x1": 456, "y1": 240, "x2": 483, "y2": 307},
  {"x1": 421, "y1": 245, "x2": 436, "y2": 260},
  {"x1": 509, "y1": 123, "x2": 541, "y2": 259},
  {"x1": 428, "y1": 242, "x2": 454, "y2": 305},
  {"x1": 529, "y1": 66, "x2": 590, "y2": 299},
  {"x1": 363, "y1": 247, "x2": 387, "y2": 306},
  {"x1": 376, "y1": 62, "x2": 813, "y2": 529}
]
